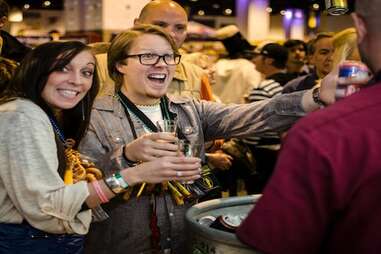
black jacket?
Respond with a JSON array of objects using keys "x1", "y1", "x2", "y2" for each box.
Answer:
[{"x1": 0, "y1": 30, "x2": 31, "y2": 62}]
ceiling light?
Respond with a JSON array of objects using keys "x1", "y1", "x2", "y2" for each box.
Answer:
[
  {"x1": 190, "y1": 0, "x2": 198, "y2": 2},
  {"x1": 313, "y1": 3, "x2": 320, "y2": 10},
  {"x1": 224, "y1": 8, "x2": 232, "y2": 15},
  {"x1": 266, "y1": 7, "x2": 272, "y2": 13},
  {"x1": 8, "y1": 8, "x2": 23, "y2": 22},
  {"x1": 23, "y1": 4, "x2": 30, "y2": 9},
  {"x1": 294, "y1": 10, "x2": 303, "y2": 19},
  {"x1": 280, "y1": 10, "x2": 286, "y2": 15},
  {"x1": 43, "y1": 1, "x2": 51, "y2": 7},
  {"x1": 198, "y1": 10, "x2": 205, "y2": 16},
  {"x1": 285, "y1": 10, "x2": 293, "y2": 19}
]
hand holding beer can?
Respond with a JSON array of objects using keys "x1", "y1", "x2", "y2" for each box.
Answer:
[{"x1": 335, "y1": 60, "x2": 371, "y2": 100}]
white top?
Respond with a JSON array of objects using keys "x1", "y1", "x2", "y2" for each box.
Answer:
[
  {"x1": 0, "y1": 99, "x2": 91, "y2": 234},
  {"x1": 213, "y1": 58, "x2": 262, "y2": 104}
]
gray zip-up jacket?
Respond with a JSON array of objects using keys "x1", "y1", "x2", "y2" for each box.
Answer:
[{"x1": 79, "y1": 92, "x2": 305, "y2": 254}]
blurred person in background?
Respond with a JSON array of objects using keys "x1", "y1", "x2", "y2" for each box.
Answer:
[
  {"x1": 283, "y1": 33, "x2": 334, "y2": 94},
  {"x1": 248, "y1": 43, "x2": 291, "y2": 102},
  {"x1": 237, "y1": 0, "x2": 381, "y2": 253},
  {"x1": 284, "y1": 39, "x2": 309, "y2": 77},
  {"x1": 243, "y1": 43, "x2": 290, "y2": 194},
  {"x1": 212, "y1": 25, "x2": 262, "y2": 104},
  {"x1": 0, "y1": 0, "x2": 30, "y2": 62}
]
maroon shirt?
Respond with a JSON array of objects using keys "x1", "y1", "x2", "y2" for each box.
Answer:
[{"x1": 237, "y1": 82, "x2": 381, "y2": 254}]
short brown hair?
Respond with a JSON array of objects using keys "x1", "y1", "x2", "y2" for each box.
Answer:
[
  {"x1": 107, "y1": 24, "x2": 179, "y2": 92},
  {"x1": 0, "y1": 0, "x2": 9, "y2": 18}
]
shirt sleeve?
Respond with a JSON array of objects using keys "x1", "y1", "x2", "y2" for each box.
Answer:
[
  {"x1": 247, "y1": 80, "x2": 283, "y2": 102},
  {"x1": 78, "y1": 109, "x2": 128, "y2": 174},
  {"x1": 236, "y1": 126, "x2": 334, "y2": 254},
  {"x1": 0, "y1": 107, "x2": 91, "y2": 234},
  {"x1": 197, "y1": 90, "x2": 306, "y2": 141}
]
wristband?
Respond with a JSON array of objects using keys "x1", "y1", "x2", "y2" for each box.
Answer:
[
  {"x1": 114, "y1": 172, "x2": 129, "y2": 189},
  {"x1": 123, "y1": 145, "x2": 138, "y2": 166},
  {"x1": 92, "y1": 180, "x2": 109, "y2": 203},
  {"x1": 104, "y1": 172, "x2": 129, "y2": 194}
]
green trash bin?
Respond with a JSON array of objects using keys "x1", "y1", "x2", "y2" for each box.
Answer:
[{"x1": 185, "y1": 195, "x2": 261, "y2": 254}]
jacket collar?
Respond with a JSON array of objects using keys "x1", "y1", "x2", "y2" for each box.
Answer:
[{"x1": 92, "y1": 94, "x2": 193, "y2": 114}]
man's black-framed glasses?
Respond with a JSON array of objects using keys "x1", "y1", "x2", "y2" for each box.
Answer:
[{"x1": 125, "y1": 53, "x2": 181, "y2": 66}]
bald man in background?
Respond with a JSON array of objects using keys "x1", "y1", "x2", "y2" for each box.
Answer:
[
  {"x1": 97, "y1": 0, "x2": 214, "y2": 101},
  {"x1": 135, "y1": 0, "x2": 214, "y2": 100}
]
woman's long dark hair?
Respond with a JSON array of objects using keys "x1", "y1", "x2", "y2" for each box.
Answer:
[{"x1": 0, "y1": 41, "x2": 100, "y2": 146}]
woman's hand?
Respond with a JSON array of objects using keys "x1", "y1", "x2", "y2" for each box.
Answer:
[
  {"x1": 124, "y1": 132, "x2": 179, "y2": 162},
  {"x1": 122, "y1": 156, "x2": 202, "y2": 185}
]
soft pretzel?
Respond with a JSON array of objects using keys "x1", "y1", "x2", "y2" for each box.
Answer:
[
  {"x1": 86, "y1": 167, "x2": 103, "y2": 180},
  {"x1": 62, "y1": 139, "x2": 104, "y2": 185},
  {"x1": 85, "y1": 173, "x2": 97, "y2": 182}
]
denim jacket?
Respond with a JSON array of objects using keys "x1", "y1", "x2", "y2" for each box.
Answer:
[{"x1": 79, "y1": 91, "x2": 305, "y2": 254}]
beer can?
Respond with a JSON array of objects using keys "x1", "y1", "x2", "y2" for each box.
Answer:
[
  {"x1": 209, "y1": 214, "x2": 245, "y2": 233},
  {"x1": 335, "y1": 61, "x2": 371, "y2": 100},
  {"x1": 325, "y1": 0, "x2": 348, "y2": 15}
]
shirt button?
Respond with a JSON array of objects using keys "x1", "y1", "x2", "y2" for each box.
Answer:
[{"x1": 169, "y1": 212, "x2": 174, "y2": 217}]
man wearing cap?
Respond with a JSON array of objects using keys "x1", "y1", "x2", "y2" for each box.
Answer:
[
  {"x1": 243, "y1": 43, "x2": 292, "y2": 193},
  {"x1": 247, "y1": 43, "x2": 293, "y2": 102}
]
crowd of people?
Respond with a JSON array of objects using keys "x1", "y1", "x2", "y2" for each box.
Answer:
[{"x1": 0, "y1": 0, "x2": 380, "y2": 253}]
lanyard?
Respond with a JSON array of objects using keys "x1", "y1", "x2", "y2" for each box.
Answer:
[
  {"x1": 117, "y1": 91, "x2": 174, "y2": 139},
  {"x1": 49, "y1": 116, "x2": 66, "y2": 143}
]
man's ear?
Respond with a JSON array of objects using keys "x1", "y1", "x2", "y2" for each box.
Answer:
[
  {"x1": 265, "y1": 57, "x2": 274, "y2": 66},
  {"x1": 134, "y1": 18, "x2": 140, "y2": 26},
  {"x1": 351, "y1": 13, "x2": 367, "y2": 44}
]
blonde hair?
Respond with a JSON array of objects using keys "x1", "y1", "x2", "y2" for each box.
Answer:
[
  {"x1": 107, "y1": 24, "x2": 179, "y2": 92},
  {"x1": 332, "y1": 28, "x2": 359, "y2": 68},
  {"x1": 88, "y1": 42, "x2": 110, "y2": 55}
]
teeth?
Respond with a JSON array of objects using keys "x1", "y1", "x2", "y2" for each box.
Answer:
[
  {"x1": 148, "y1": 73, "x2": 166, "y2": 79},
  {"x1": 59, "y1": 89, "x2": 78, "y2": 98}
]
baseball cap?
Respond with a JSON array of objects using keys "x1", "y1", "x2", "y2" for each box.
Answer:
[{"x1": 257, "y1": 43, "x2": 289, "y2": 63}]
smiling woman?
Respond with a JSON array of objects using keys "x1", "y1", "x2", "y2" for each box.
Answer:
[
  {"x1": 0, "y1": 38, "x2": 202, "y2": 254},
  {"x1": 0, "y1": 41, "x2": 100, "y2": 253},
  {"x1": 41, "y1": 50, "x2": 95, "y2": 110}
]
